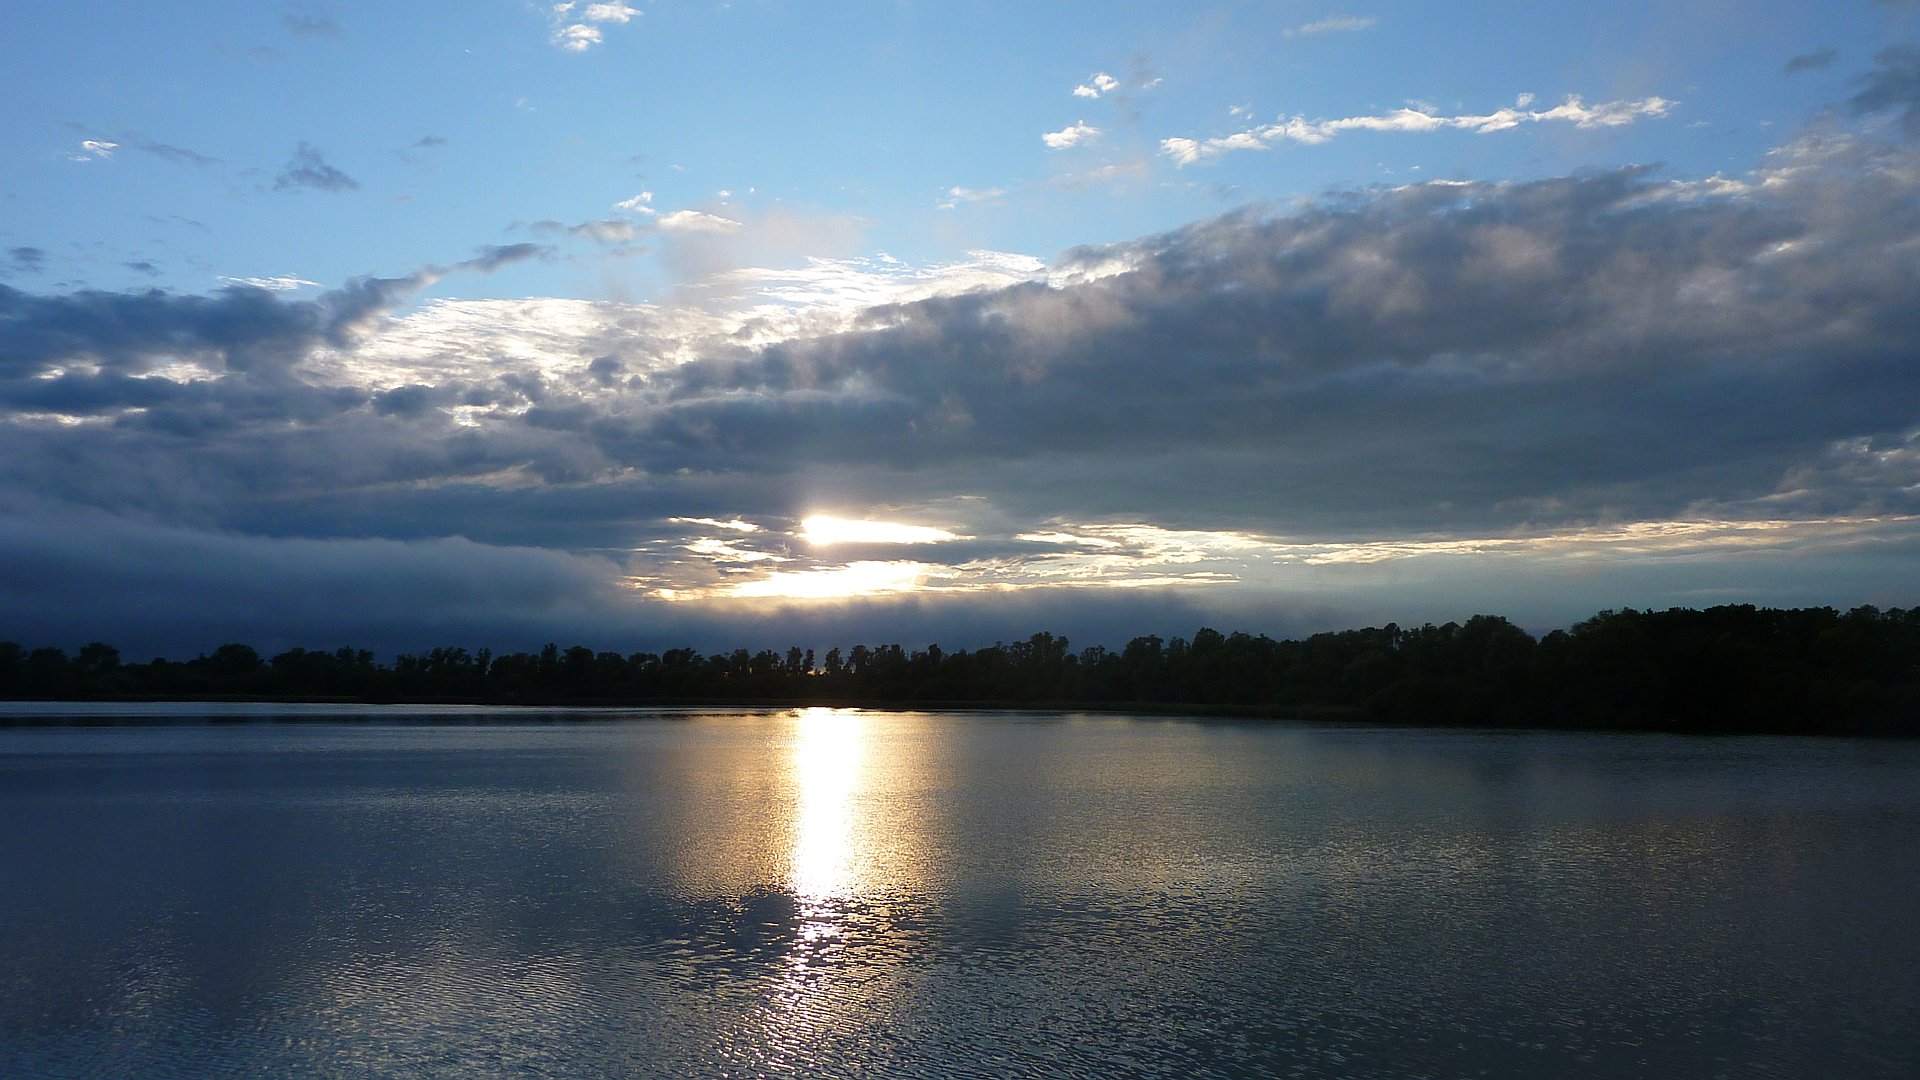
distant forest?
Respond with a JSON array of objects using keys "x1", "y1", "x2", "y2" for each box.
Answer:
[{"x1": 3, "y1": 605, "x2": 1916, "y2": 735}]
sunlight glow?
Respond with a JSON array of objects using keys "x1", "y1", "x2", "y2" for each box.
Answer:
[
  {"x1": 728, "y1": 560, "x2": 941, "y2": 599},
  {"x1": 800, "y1": 515, "x2": 959, "y2": 546}
]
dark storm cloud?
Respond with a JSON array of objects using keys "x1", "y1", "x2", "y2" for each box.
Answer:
[
  {"x1": 1849, "y1": 46, "x2": 1920, "y2": 134},
  {"x1": 1785, "y1": 49, "x2": 1838, "y2": 74},
  {"x1": 19, "y1": 128, "x2": 1920, "y2": 545},
  {"x1": 0, "y1": 272, "x2": 424, "y2": 379},
  {"x1": 274, "y1": 142, "x2": 359, "y2": 192},
  {"x1": 552, "y1": 135, "x2": 1920, "y2": 536},
  {"x1": 0, "y1": 497, "x2": 623, "y2": 658},
  {"x1": 0, "y1": 493, "x2": 1293, "y2": 658}
]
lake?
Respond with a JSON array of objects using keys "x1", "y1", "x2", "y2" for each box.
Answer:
[{"x1": 1, "y1": 705, "x2": 1915, "y2": 1078}]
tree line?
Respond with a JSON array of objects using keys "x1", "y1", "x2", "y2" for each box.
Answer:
[{"x1": 2, "y1": 604, "x2": 1916, "y2": 734}]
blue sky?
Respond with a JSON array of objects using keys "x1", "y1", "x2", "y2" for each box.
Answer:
[{"x1": 4, "y1": 1, "x2": 1920, "y2": 656}]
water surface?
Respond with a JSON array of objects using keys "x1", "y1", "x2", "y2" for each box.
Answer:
[{"x1": 1, "y1": 706, "x2": 1914, "y2": 1077}]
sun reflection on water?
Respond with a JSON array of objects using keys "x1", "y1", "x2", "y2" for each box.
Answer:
[
  {"x1": 789, "y1": 707, "x2": 867, "y2": 899},
  {"x1": 759, "y1": 708, "x2": 876, "y2": 1067}
]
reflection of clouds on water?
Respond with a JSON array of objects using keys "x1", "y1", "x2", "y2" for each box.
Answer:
[{"x1": 5, "y1": 718, "x2": 1914, "y2": 1076}]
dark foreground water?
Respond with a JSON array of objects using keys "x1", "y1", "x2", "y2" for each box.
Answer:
[{"x1": 1, "y1": 706, "x2": 1915, "y2": 1078}]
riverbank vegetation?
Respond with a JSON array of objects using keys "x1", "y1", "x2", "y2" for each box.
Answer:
[{"x1": 2, "y1": 605, "x2": 1915, "y2": 734}]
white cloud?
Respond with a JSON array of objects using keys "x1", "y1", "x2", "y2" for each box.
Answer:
[
  {"x1": 1287, "y1": 14, "x2": 1378, "y2": 37},
  {"x1": 684, "y1": 536, "x2": 786, "y2": 563},
  {"x1": 614, "y1": 191, "x2": 657, "y2": 214},
  {"x1": 70, "y1": 140, "x2": 118, "y2": 162},
  {"x1": 1161, "y1": 94, "x2": 1675, "y2": 165},
  {"x1": 1073, "y1": 72, "x2": 1121, "y2": 99},
  {"x1": 547, "y1": 0, "x2": 634, "y2": 50},
  {"x1": 710, "y1": 250, "x2": 1045, "y2": 316},
  {"x1": 553, "y1": 22, "x2": 602, "y2": 50},
  {"x1": 656, "y1": 209, "x2": 744, "y2": 234},
  {"x1": 1043, "y1": 121, "x2": 1101, "y2": 150},
  {"x1": 671, "y1": 517, "x2": 761, "y2": 533},
  {"x1": 583, "y1": 2, "x2": 639, "y2": 22},
  {"x1": 220, "y1": 275, "x2": 322, "y2": 291},
  {"x1": 937, "y1": 185, "x2": 1007, "y2": 209}
]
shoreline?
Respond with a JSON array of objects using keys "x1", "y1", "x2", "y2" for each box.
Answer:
[{"x1": 4, "y1": 695, "x2": 1910, "y2": 738}]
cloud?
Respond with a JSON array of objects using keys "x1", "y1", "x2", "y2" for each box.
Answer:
[
  {"x1": 656, "y1": 209, "x2": 744, "y2": 234},
  {"x1": 67, "y1": 133, "x2": 217, "y2": 166},
  {"x1": 569, "y1": 218, "x2": 639, "y2": 244},
  {"x1": 7, "y1": 248, "x2": 45, "y2": 274},
  {"x1": 1042, "y1": 121, "x2": 1101, "y2": 149},
  {"x1": 6, "y1": 122, "x2": 1920, "y2": 648},
  {"x1": 548, "y1": 0, "x2": 639, "y2": 50},
  {"x1": 936, "y1": 186, "x2": 1007, "y2": 209},
  {"x1": 0, "y1": 497, "x2": 636, "y2": 657},
  {"x1": 1073, "y1": 73, "x2": 1120, "y2": 99},
  {"x1": 123, "y1": 134, "x2": 221, "y2": 166},
  {"x1": 219, "y1": 275, "x2": 322, "y2": 291},
  {"x1": 583, "y1": 2, "x2": 640, "y2": 22},
  {"x1": 553, "y1": 23, "x2": 602, "y2": 50},
  {"x1": 1161, "y1": 93, "x2": 1674, "y2": 164},
  {"x1": 413, "y1": 135, "x2": 448, "y2": 149},
  {"x1": 1785, "y1": 48, "x2": 1838, "y2": 74},
  {"x1": 1286, "y1": 14, "x2": 1378, "y2": 37},
  {"x1": 283, "y1": 13, "x2": 338, "y2": 39},
  {"x1": 283, "y1": 3, "x2": 340, "y2": 39},
  {"x1": 614, "y1": 191, "x2": 656, "y2": 213},
  {"x1": 460, "y1": 243, "x2": 552, "y2": 273},
  {"x1": 274, "y1": 142, "x2": 359, "y2": 192},
  {"x1": 1848, "y1": 46, "x2": 1920, "y2": 136}
]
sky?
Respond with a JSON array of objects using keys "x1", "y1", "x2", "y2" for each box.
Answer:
[{"x1": 3, "y1": 1, "x2": 1920, "y2": 658}]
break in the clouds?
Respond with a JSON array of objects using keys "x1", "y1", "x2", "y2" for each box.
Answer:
[
  {"x1": 1163, "y1": 93, "x2": 1673, "y2": 164},
  {"x1": 274, "y1": 142, "x2": 359, "y2": 192}
]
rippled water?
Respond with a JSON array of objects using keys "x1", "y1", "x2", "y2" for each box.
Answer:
[{"x1": 1, "y1": 707, "x2": 1915, "y2": 1078}]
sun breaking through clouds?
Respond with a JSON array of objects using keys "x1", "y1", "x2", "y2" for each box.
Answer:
[{"x1": 1, "y1": 1, "x2": 1917, "y2": 655}]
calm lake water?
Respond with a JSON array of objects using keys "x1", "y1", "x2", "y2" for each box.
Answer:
[{"x1": 1, "y1": 705, "x2": 1915, "y2": 1078}]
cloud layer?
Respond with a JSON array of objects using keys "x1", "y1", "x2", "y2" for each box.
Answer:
[{"x1": 4, "y1": 121, "x2": 1919, "y2": 652}]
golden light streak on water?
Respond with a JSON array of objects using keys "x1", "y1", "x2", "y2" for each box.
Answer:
[
  {"x1": 788, "y1": 706, "x2": 868, "y2": 899},
  {"x1": 755, "y1": 708, "x2": 877, "y2": 1070}
]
